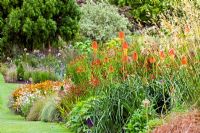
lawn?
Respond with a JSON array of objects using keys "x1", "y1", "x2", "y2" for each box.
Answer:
[{"x1": 0, "y1": 74, "x2": 69, "y2": 133}]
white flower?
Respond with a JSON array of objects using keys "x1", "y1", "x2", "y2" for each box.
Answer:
[
  {"x1": 7, "y1": 57, "x2": 11, "y2": 61},
  {"x1": 142, "y1": 99, "x2": 150, "y2": 108}
]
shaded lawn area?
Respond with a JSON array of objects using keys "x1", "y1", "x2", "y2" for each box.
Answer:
[{"x1": 0, "y1": 74, "x2": 70, "y2": 133}]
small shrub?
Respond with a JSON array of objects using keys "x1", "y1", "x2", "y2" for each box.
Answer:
[
  {"x1": 79, "y1": 0, "x2": 130, "y2": 41},
  {"x1": 67, "y1": 96, "x2": 103, "y2": 132}
]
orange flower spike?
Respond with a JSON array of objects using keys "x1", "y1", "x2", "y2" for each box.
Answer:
[
  {"x1": 122, "y1": 42, "x2": 128, "y2": 56},
  {"x1": 119, "y1": 31, "x2": 125, "y2": 40},
  {"x1": 181, "y1": 56, "x2": 187, "y2": 65},
  {"x1": 122, "y1": 42, "x2": 128, "y2": 50},
  {"x1": 92, "y1": 41, "x2": 98, "y2": 49},
  {"x1": 159, "y1": 50, "x2": 165, "y2": 60},
  {"x1": 92, "y1": 41, "x2": 98, "y2": 54},
  {"x1": 169, "y1": 48, "x2": 175, "y2": 57},
  {"x1": 149, "y1": 57, "x2": 156, "y2": 64},
  {"x1": 132, "y1": 51, "x2": 138, "y2": 61},
  {"x1": 122, "y1": 55, "x2": 128, "y2": 63}
]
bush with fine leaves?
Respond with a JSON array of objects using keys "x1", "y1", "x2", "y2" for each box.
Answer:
[{"x1": 79, "y1": 1, "x2": 130, "y2": 41}]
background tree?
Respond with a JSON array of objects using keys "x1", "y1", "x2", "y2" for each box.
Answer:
[{"x1": 0, "y1": 0, "x2": 80, "y2": 56}]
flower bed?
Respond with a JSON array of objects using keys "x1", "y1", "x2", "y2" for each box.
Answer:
[{"x1": 9, "y1": 80, "x2": 67, "y2": 116}]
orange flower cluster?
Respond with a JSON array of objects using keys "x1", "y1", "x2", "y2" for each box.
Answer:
[
  {"x1": 67, "y1": 31, "x2": 193, "y2": 89},
  {"x1": 13, "y1": 80, "x2": 65, "y2": 98}
]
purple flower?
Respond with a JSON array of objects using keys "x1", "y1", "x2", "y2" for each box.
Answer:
[{"x1": 86, "y1": 118, "x2": 94, "y2": 128}]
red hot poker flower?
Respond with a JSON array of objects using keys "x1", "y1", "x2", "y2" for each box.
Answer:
[
  {"x1": 92, "y1": 41, "x2": 98, "y2": 50},
  {"x1": 181, "y1": 56, "x2": 187, "y2": 65},
  {"x1": 122, "y1": 55, "x2": 128, "y2": 63},
  {"x1": 122, "y1": 42, "x2": 128, "y2": 50},
  {"x1": 132, "y1": 51, "x2": 138, "y2": 61},
  {"x1": 159, "y1": 50, "x2": 165, "y2": 59},
  {"x1": 119, "y1": 31, "x2": 125, "y2": 40},
  {"x1": 169, "y1": 48, "x2": 175, "y2": 57},
  {"x1": 148, "y1": 57, "x2": 156, "y2": 64}
]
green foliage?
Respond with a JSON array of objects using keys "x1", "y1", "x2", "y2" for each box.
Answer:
[
  {"x1": 66, "y1": 96, "x2": 103, "y2": 132},
  {"x1": 0, "y1": 63, "x2": 8, "y2": 76},
  {"x1": 67, "y1": 77, "x2": 146, "y2": 132},
  {"x1": 147, "y1": 118, "x2": 163, "y2": 131},
  {"x1": 126, "y1": 109, "x2": 148, "y2": 133},
  {"x1": 58, "y1": 94, "x2": 79, "y2": 122},
  {"x1": 40, "y1": 95, "x2": 61, "y2": 122},
  {"x1": 126, "y1": 107, "x2": 156, "y2": 133},
  {"x1": 26, "y1": 99, "x2": 45, "y2": 121},
  {"x1": 0, "y1": 0, "x2": 81, "y2": 53},
  {"x1": 74, "y1": 40, "x2": 92, "y2": 55},
  {"x1": 79, "y1": 0, "x2": 130, "y2": 41},
  {"x1": 30, "y1": 71, "x2": 57, "y2": 83},
  {"x1": 16, "y1": 63, "x2": 24, "y2": 81},
  {"x1": 109, "y1": 0, "x2": 180, "y2": 24},
  {"x1": 21, "y1": 101, "x2": 33, "y2": 117}
]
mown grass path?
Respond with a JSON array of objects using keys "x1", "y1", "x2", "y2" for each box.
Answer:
[{"x1": 0, "y1": 75, "x2": 69, "y2": 133}]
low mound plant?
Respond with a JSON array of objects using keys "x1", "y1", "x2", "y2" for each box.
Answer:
[{"x1": 9, "y1": 80, "x2": 66, "y2": 115}]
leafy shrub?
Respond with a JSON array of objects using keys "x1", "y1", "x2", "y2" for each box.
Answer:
[
  {"x1": 79, "y1": 1, "x2": 130, "y2": 41},
  {"x1": 109, "y1": 0, "x2": 179, "y2": 25},
  {"x1": 66, "y1": 96, "x2": 103, "y2": 132},
  {"x1": 125, "y1": 107, "x2": 156, "y2": 132},
  {"x1": 0, "y1": 0, "x2": 81, "y2": 55},
  {"x1": 26, "y1": 99, "x2": 46, "y2": 121}
]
